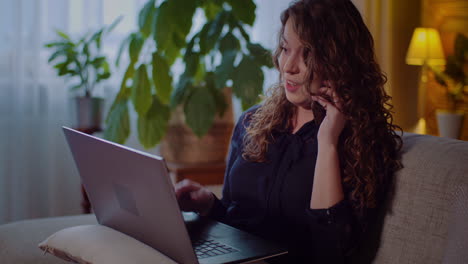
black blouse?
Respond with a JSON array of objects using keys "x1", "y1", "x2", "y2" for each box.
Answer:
[{"x1": 208, "y1": 106, "x2": 373, "y2": 263}]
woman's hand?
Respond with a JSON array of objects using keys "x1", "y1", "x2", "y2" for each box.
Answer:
[
  {"x1": 311, "y1": 81, "x2": 346, "y2": 147},
  {"x1": 174, "y1": 179, "x2": 215, "y2": 216}
]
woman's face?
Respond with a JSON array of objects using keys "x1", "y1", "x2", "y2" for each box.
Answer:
[{"x1": 279, "y1": 18, "x2": 323, "y2": 109}]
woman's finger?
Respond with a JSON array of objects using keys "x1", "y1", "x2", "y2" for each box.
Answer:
[
  {"x1": 175, "y1": 180, "x2": 201, "y2": 198},
  {"x1": 319, "y1": 85, "x2": 342, "y2": 110},
  {"x1": 311, "y1": 95, "x2": 332, "y2": 110}
]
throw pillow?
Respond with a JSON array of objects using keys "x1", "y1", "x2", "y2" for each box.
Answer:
[{"x1": 38, "y1": 225, "x2": 177, "y2": 264}]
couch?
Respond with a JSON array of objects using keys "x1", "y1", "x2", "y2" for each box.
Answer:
[{"x1": 1, "y1": 133, "x2": 467, "y2": 264}]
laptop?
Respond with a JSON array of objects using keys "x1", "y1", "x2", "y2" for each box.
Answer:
[{"x1": 62, "y1": 127, "x2": 287, "y2": 264}]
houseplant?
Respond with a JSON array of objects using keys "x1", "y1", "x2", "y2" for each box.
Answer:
[
  {"x1": 44, "y1": 17, "x2": 121, "y2": 130},
  {"x1": 105, "y1": 0, "x2": 273, "y2": 163},
  {"x1": 433, "y1": 33, "x2": 467, "y2": 138}
]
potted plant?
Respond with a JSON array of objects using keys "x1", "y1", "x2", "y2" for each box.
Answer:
[
  {"x1": 433, "y1": 33, "x2": 468, "y2": 139},
  {"x1": 105, "y1": 0, "x2": 273, "y2": 164},
  {"x1": 44, "y1": 17, "x2": 121, "y2": 130}
]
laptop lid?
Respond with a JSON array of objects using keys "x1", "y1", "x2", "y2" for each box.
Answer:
[{"x1": 63, "y1": 127, "x2": 199, "y2": 264}]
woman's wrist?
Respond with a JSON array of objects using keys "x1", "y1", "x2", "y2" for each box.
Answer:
[{"x1": 318, "y1": 141, "x2": 339, "y2": 151}]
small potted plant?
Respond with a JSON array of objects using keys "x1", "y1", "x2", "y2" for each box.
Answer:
[
  {"x1": 433, "y1": 33, "x2": 468, "y2": 139},
  {"x1": 105, "y1": 0, "x2": 273, "y2": 164},
  {"x1": 44, "y1": 17, "x2": 121, "y2": 130}
]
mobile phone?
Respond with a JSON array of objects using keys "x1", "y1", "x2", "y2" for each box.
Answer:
[
  {"x1": 311, "y1": 100, "x2": 325, "y2": 126},
  {"x1": 310, "y1": 92, "x2": 332, "y2": 126}
]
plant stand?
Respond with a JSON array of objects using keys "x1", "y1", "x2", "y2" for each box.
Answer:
[{"x1": 166, "y1": 162, "x2": 225, "y2": 185}]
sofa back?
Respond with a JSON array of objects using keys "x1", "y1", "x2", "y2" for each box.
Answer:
[{"x1": 369, "y1": 133, "x2": 468, "y2": 263}]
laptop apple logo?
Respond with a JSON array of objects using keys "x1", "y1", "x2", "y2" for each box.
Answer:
[{"x1": 114, "y1": 183, "x2": 140, "y2": 216}]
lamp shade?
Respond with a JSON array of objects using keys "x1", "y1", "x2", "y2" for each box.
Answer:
[{"x1": 406, "y1": 27, "x2": 446, "y2": 66}]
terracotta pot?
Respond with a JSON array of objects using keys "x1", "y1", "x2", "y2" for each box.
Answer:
[
  {"x1": 436, "y1": 109, "x2": 465, "y2": 139},
  {"x1": 161, "y1": 88, "x2": 234, "y2": 165}
]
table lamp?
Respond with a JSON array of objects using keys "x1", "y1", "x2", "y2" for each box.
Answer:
[{"x1": 406, "y1": 27, "x2": 446, "y2": 133}]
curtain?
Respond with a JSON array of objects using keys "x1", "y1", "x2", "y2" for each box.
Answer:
[
  {"x1": 352, "y1": 0, "x2": 422, "y2": 130},
  {"x1": 0, "y1": 0, "x2": 146, "y2": 225}
]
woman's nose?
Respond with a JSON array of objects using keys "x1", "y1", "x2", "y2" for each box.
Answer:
[{"x1": 284, "y1": 56, "x2": 300, "y2": 75}]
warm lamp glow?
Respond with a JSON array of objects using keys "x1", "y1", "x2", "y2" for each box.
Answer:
[{"x1": 406, "y1": 27, "x2": 445, "y2": 66}]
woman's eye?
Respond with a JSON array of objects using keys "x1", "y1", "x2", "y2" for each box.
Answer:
[
  {"x1": 281, "y1": 46, "x2": 289, "y2": 53},
  {"x1": 303, "y1": 49, "x2": 309, "y2": 61}
]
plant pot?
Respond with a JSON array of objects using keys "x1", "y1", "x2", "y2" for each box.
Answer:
[
  {"x1": 161, "y1": 88, "x2": 234, "y2": 165},
  {"x1": 436, "y1": 109, "x2": 465, "y2": 139},
  {"x1": 75, "y1": 97, "x2": 104, "y2": 130}
]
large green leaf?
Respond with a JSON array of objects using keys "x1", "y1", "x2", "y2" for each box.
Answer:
[
  {"x1": 232, "y1": 56, "x2": 264, "y2": 110},
  {"x1": 219, "y1": 32, "x2": 240, "y2": 53},
  {"x1": 163, "y1": 33, "x2": 182, "y2": 66},
  {"x1": 173, "y1": 0, "x2": 196, "y2": 38},
  {"x1": 214, "y1": 50, "x2": 236, "y2": 89},
  {"x1": 138, "y1": 0, "x2": 155, "y2": 38},
  {"x1": 199, "y1": 12, "x2": 226, "y2": 54},
  {"x1": 132, "y1": 64, "x2": 152, "y2": 116},
  {"x1": 104, "y1": 99, "x2": 130, "y2": 144},
  {"x1": 202, "y1": 0, "x2": 222, "y2": 20},
  {"x1": 198, "y1": 22, "x2": 214, "y2": 55},
  {"x1": 247, "y1": 43, "x2": 273, "y2": 68},
  {"x1": 184, "y1": 86, "x2": 217, "y2": 137},
  {"x1": 120, "y1": 62, "x2": 136, "y2": 91},
  {"x1": 171, "y1": 74, "x2": 194, "y2": 108},
  {"x1": 152, "y1": 52, "x2": 173, "y2": 104},
  {"x1": 194, "y1": 59, "x2": 206, "y2": 83},
  {"x1": 226, "y1": 0, "x2": 256, "y2": 26},
  {"x1": 184, "y1": 51, "x2": 200, "y2": 76},
  {"x1": 109, "y1": 65, "x2": 133, "y2": 117},
  {"x1": 137, "y1": 95, "x2": 170, "y2": 148},
  {"x1": 153, "y1": 1, "x2": 172, "y2": 51},
  {"x1": 129, "y1": 33, "x2": 144, "y2": 64},
  {"x1": 116, "y1": 34, "x2": 132, "y2": 67},
  {"x1": 105, "y1": 79, "x2": 132, "y2": 144},
  {"x1": 206, "y1": 72, "x2": 227, "y2": 117}
]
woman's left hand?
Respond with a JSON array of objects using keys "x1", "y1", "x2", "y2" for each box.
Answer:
[{"x1": 311, "y1": 81, "x2": 346, "y2": 147}]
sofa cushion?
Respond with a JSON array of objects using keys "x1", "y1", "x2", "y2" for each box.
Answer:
[
  {"x1": 443, "y1": 185, "x2": 468, "y2": 263},
  {"x1": 372, "y1": 133, "x2": 468, "y2": 263}
]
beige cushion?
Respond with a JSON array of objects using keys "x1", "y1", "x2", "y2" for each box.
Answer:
[
  {"x1": 0, "y1": 214, "x2": 97, "y2": 264},
  {"x1": 38, "y1": 225, "x2": 177, "y2": 264}
]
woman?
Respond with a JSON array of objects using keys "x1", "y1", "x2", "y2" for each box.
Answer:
[{"x1": 175, "y1": 0, "x2": 402, "y2": 262}]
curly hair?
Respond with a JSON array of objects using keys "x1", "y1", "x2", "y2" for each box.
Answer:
[{"x1": 243, "y1": 0, "x2": 403, "y2": 211}]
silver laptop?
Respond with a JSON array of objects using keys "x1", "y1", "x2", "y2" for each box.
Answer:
[{"x1": 62, "y1": 127, "x2": 287, "y2": 264}]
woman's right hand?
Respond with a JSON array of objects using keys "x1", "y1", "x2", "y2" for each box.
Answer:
[{"x1": 174, "y1": 179, "x2": 215, "y2": 216}]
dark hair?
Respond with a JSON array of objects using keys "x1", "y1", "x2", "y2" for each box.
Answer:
[{"x1": 243, "y1": 0, "x2": 403, "y2": 210}]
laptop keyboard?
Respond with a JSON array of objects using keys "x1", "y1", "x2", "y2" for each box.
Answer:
[{"x1": 193, "y1": 239, "x2": 238, "y2": 259}]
